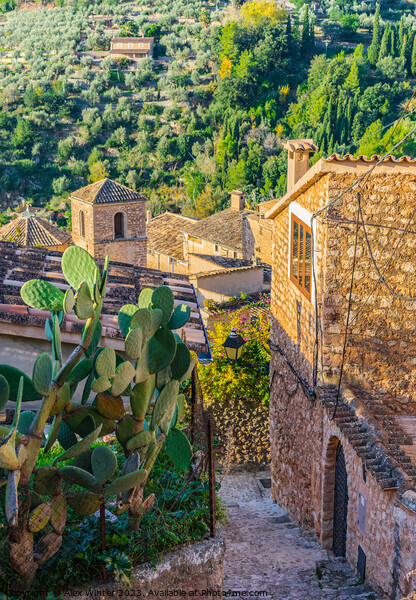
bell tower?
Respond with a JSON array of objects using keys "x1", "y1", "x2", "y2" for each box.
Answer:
[{"x1": 70, "y1": 178, "x2": 147, "y2": 266}]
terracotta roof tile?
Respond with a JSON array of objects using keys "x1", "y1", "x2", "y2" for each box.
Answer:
[
  {"x1": 0, "y1": 213, "x2": 71, "y2": 247},
  {"x1": 70, "y1": 179, "x2": 146, "y2": 205},
  {"x1": 184, "y1": 208, "x2": 255, "y2": 251},
  {"x1": 147, "y1": 212, "x2": 196, "y2": 260},
  {"x1": 0, "y1": 241, "x2": 208, "y2": 353}
]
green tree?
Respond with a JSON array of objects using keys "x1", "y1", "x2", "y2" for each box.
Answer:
[
  {"x1": 345, "y1": 60, "x2": 361, "y2": 95},
  {"x1": 119, "y1": 20, "x2": 139, "y2": 37},
  {"x1": 411, "y1": 35, "x2": 416, "y2": 77},
  {"x1": 378, "y1": 23, "x2": 392, "y2": 61},
  {"x1": 301, "y1": 6, "x2": 310, "y2": 55},
  {"x1": 368, "y1": 5, "x2": 381, "y2": 67}
]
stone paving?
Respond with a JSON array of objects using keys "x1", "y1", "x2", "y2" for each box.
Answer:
[{"x1": 218, "y1": 469, "x2": 382, "y2": 600}]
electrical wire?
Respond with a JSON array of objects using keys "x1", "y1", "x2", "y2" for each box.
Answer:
[{"x1": 330, "y1": 199, "x2": 360, "y2": 421}]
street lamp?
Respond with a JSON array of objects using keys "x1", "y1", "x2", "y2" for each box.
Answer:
[{"x1": 222, "y1": 328, "x2": 246, "y2": 361}]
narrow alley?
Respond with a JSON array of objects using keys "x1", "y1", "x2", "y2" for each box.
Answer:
[{"x1": 219, "y1": 470, "x2": 381, "y2": 600}]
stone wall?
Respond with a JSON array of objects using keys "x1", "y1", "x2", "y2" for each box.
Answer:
[
  {"x1": 71, "y1": 197, "x2": 147, "y2": 266},
  {"x1": 72, "y1": 536, "x2": 225, "y2": 599},
  {"x1": 185, "y1": 236, "x2": 243, "y2": 261},
  {"x1": 244, "y1": 214, "x2": 273, "y2": 266},
  {"x1": 208, "y1": 394, "x2": 270, "y2": 466}
]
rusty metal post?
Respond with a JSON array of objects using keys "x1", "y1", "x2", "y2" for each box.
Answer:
[
  {"x1": 207, "y1": 416, "x2": 216, "y2": 538},
  {"x1": 190, "y1": 368, "x2": 196, "y2": 446}
]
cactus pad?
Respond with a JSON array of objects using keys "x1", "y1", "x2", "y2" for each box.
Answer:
[
  {"x1": 125, "y1": 428, "x2": 156, "y2": 452},
  {"x1": 85, "y1": 320, "x2": 102, "y2": 358},
  {"x1": 138, "y1": 288, "x2": 153, "y2": 309},
  {"x1": 116, "y1": 414, "x2": 140, "y2": 445},
  {"x1": 58, "y1": 420, "x2": 77, "y2": 450},
  {"x1": 96, "y1": 393, "x2": 124, "y2": 420},
  {"x1": 63, "y1": 288, "x2": 75, "y2": 314},
  {"x1": 110, "y1": 361, "x2": 135, "y2": 397},
  {"x1": 125, "y1": 327, "x2": 143, "y2": 360},
  {"x1": 50, "y1": 495, "x2": 67, "y2": 535},
  {"x1": 148, "y1": 327, "x2": 177, "y2": 373},
  {"x1": 17, "y1": 411, "x2": 35, "y2": 435},
  {"x1": 170, "y1": 343, "x2": 191, "y2": 381},
  {"x1": 92, "y1": 376, "x2": 112, "y2": 394},
  {"x1": 165, "y1": 429, "x2": 192, "y2": 472},
  {"x1": 167, "y1": 304, "x2": 191, "y2": 330},
  {"x1": 33, "y1": 467, "x2": 62, "y2": 496},
  {"x1": 58, "y1": 466, "x2": 101, "y2": 493},
  {"x1": 135, "y1": 341, "x2": 150, "y2": 383},
  {"x1": 0, "y1": 375, "x2": 9, "y2": 412},
  {"x1": 151, "y1": 286, "x2": 174, "y2": 327},
  {"x1": 67, "y1": 492, "x2": 102, "y2": 515},
  {"x1": 118, "y1": 304, "x2": 139, "y2": 337},
  {"x1": 95, "y1": 347, "x2": 116, "y2": 379},
  {"x1": 53, "y1": 424, "x2": 102, "y2": 466},
  {"x1": 104, "y1": 469, "x2": 147, "y2": 495},
  {"x1": 32, "y1": 353, "x2": 53, "y2": 396},
  {"x1": 0, "y1": 365, "x2": 41, "y2": 403},
  {"x1": 180, "y1": 358, "x2": 196, "y2": 383},
  {"x1": 61, "y1": 246, "x2": 100, "y2": 295},
  {"x1": 67, "y1": 358, "x2": 93, "y2": 385},
  {"x1": 150, "y1": 380, "x2": 179, "y2": 433},
  {"x1": 75, "y1": 282, "x2": 94, "y2": 320},
  {"x1": 91, "y1": 446, "x2": 117, "y2": 484},
  {"x1": 130, "y1": 375, "x2": 155, "y2": 419},
  {"x1": 176, "y1": 394, "x2": 186, "y2": 423},
  {"x1": 21, "y1": 279, "x2": 64, "y2": 312},
  {"x1": 28, "y1": 502, "x2": 52, "y2": 532}
]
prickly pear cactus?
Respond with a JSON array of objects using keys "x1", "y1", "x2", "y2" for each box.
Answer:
[{"x1": 0, "y1": 247, "x2": 196, "y2": 585}]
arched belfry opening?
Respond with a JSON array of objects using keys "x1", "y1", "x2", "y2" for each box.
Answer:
[{"x1": 114, "y1": 212, "x2": 125, "y2": 239}]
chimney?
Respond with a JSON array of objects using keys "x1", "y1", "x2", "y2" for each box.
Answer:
[
  {"x1": 230, "y1": 190, "x2": 245, "y2": 211},
  {"x1": 283, "y1": 139, "x2": 317, "y2": 193},
  {"x1": 146, "y1": 210, "x2": 152, "y2": 223}
]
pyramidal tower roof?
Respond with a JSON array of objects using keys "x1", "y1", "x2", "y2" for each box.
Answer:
[
  {"x1": 0, "y1": 213, "x2": 71, "y2": 247},
  {"x1": 70, "y1": 178, "x2": 146, "y2": 204}
]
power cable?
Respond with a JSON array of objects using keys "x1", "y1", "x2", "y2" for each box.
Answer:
[{"x1": 330, "y1": 199, "x2": 360, "y2": 421}]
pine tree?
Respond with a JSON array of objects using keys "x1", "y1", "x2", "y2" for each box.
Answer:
[
  {"x1": 399, "y1": 16, "x2": 405, "y2": 50},
  {"x1": 301, "y1": 6, "x2": 310, "y2": 55},
  {"x1": 411, "y1": 35, "x2": 416, "y2": 76},
  {"x1": 346, "y1": 98, "x2": 353, "y2": 139},
  {"x1": 404, "y1": 31, "x2": 414, "y2": 75},
  {"x1": 336, "y1": 95, "x2": 343, "y2": 142},
  {"x1": 345, "y1": 61, "x2": 361, "y2": 95},
  {"x1": 309, "y1": 16, "x2": 315, "y2": 52},
  {"x1": 368, "y1": 5, "x2": 381, "y2": 67},
  {"x1": 378, "y1": 23, "x2": 392, "y2": 62},
  {"x1": 391, "y1": 27, "x2": 397, "y2": 58}
]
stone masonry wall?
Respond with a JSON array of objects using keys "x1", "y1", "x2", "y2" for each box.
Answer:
[
  {"x1": 244, "y1": 215, "x2": 273, "y2": 266},
  {"x1": 322, "y1": 172, "x2": 416, "y2": 414},
  {"x1": 72, "y1": 536, "x2": 225, "y2": 599},
  {"x1": 71, "y1": 197, "x2": 147, "y2": 266},
  {"x1": 270, "y1": 319, "x2": 400, "y2": 598}
]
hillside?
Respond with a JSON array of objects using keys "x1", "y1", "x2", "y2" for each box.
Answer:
[{"x1": 0, "y1": 0, "x2": 415, "y2": 229}]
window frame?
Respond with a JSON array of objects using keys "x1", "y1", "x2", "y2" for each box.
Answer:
[
  {"x1": 114, "y1": 211, "x2": 126, "y2": 240},
  {"x1": 79, "y1": 210, "x2": 85, "y2": 238},
  {"x1": 290, "y1": 213, "x2": 312, "y2": 301}
]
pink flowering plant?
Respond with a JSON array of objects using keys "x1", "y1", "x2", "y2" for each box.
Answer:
[{"x1": 198, "y1": 304, "x2": 270, "y2": 408}]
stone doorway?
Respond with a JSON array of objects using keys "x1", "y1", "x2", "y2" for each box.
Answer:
[{"x1": 333, "y1": 442, "x2": 348, "y2": 557}]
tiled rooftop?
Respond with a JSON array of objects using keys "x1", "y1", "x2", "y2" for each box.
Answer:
[
  {"x1": 321, "y1": 384, "x2": 416, "y2": 491},
  {"x1": 70, "y1": 178, "x2": 146, "y2": 205},
  {"x1": 0, "y1": 242, "x2": 208, "y2": 353},
  {"x1": 191, "y1": 254, "x2": 272, "y2": 283},
  {"x1": 0, "y1": 213, "x2": 71, "y2": 247},
  {"x1": 184, "y1": 208, "x2": 255, "y2": 251},
  {"x1": 147, "y1": 212, "x2": 196, "y2": 260}
]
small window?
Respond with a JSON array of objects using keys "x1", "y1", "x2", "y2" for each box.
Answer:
[
  {"x1": 79, "y1": 210, "x2": 85, "y2": 238},
  {"x1": 214, "y1": 244, "x2": 220, "y2": 253},
  {"x1": 114, "y1": 212, "x2": 125, "y2": 239},
  {"x1": 233, "y1": 251, "x2": 237, "y2": 259},
  {"x1": 290, "y1": 214, "x2": 312, "y2": 300}
]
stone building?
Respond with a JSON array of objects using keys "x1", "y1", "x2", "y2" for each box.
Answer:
[
  {"x1": 109, "y1": 37, "x2": 154, "y2": 64},
  {"x1": 266, "y1": 139, "x2": 416, "y2": 599},
  {"x1": 183, "y1": 190, "x2": 273, "y2": 265},
  {"x1": 0, "y1": 210, "x2": 71, "y2": 252},
  {"x1": 70, "y1": 178, "x2": 147, "y2": 267},
  {"x1": 146, "y1": 212, "x2": 197, "y2": 274}
]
